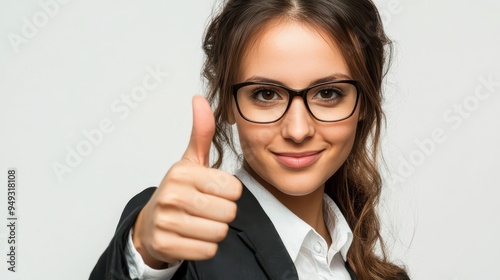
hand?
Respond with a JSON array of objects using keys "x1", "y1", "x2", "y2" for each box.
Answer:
[{"x1": 132, "y1": 95, "x2": 242, "y2": 268}]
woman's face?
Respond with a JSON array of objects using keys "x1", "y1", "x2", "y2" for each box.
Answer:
[{"x1": 231, "y1": 20, "x2": 359, "y2": 196}]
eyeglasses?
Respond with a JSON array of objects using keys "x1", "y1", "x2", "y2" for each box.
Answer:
[{"x1": 232, "y1": 80, "x2": 360, "y2": 123}]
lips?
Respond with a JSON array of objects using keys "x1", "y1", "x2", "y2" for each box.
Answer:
[{"x1": 273, "y1": 150, "x2": 323, "y2": 169}]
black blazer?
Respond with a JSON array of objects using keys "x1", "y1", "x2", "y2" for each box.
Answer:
[{"x1": 90, "y1": 185, "x2": 360, "y2": 280}]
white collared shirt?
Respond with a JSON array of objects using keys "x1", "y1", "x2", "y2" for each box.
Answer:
[
  {"x1": 236, "y1": 168, "x2": 353, "y2": 280},
  {"x1": 126, "y1": 168, "x2": 353, "y2": 279}
]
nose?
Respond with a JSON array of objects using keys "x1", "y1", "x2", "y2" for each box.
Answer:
[{"x1": 281, "y1": 97, "x2": 315, "y2": 143}]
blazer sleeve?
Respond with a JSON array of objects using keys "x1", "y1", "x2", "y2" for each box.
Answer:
[{"x1": 90, "y1": 187, "x2": 157, "y2": 280}]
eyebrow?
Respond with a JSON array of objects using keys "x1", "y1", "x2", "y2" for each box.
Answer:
[{"x1": 244, "y1": 74, "x2": 353, "y2": 87}]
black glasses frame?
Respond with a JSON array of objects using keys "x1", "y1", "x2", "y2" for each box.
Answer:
[{"x1": 232, "y1": 80, "x2": 361, "y2": 124}]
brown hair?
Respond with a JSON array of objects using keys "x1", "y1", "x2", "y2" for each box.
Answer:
[{"x1": 202, "y1": 0, "x2": 408, "y2": 279}]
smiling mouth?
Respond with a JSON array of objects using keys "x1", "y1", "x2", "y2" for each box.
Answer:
[{"x1": 272, "y1": 150, "x2": 323, "y2": 169}]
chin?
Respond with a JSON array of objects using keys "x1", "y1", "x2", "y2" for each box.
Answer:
[
  {"x1": 276, "y1": 186, "x2": 320, "y2": 197},
  {"x1": 265, "y1": 172, "x2": 328, "y2": 197}
]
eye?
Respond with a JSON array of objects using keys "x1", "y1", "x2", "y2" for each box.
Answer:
[
  {"x1": 252, "y1": 88, "x2": 282, "y2": 101},
  {"x1": 314, "y1": 88, "x2": 342, "y2": 100}
]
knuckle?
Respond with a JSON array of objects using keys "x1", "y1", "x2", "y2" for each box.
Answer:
[
  {"x1": 203, "y1": 243, "x2": 218, "y2": 259},
  {"x1": 150, "y1": 235, "x2": 167, "y2": 253},
  {"x1": 209, "y1": 169, "x2": 228, "y2": 188},
  {"x1": 166, "y1": 162, "x2": 191, "y2": 182},
  {"x1": 225, "y1": 202, "x2": 238, "y2": 221},
  {"x1": 222, "y1": 178, "x2": 242, "y2": 201},
  {"x1": 158, "y1": 192, "x2": 183, "y2": 208},
  {"x1": 203, "y1": 181, "x2": 221, "y2": 196},
  {"x1": 231, "y1": 180, "x2": 243, "y2": 199},
  {"x1": 191, "y1": 193, "x2": 210, "y2": 210},
  {"x1": 156, "y1": 215, "x2": 179, "y2": 230},
  {"x1": 215, "y1": 224, "x2": 229, "y2": 241},
  {"x1": 169, "y1": 161, "x2": 186, "y2": 173}
]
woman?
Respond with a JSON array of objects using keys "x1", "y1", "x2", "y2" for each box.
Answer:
[{"x1": 91, "y1": 0, "x2": 410, "y2": 279}]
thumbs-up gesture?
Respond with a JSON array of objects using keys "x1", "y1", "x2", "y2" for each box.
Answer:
[{"x1": 132, "y1": 96, "x2": 243, "y2": 268}]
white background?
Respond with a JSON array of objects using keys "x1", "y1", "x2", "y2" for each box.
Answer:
[{"x1": 0, "y1": 0, "x2": 499, "y2": 279}]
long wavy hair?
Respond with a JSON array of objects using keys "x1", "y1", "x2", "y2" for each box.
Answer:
[{"x1": 202, "y1": 0, "x2": 408, "y2": 279}]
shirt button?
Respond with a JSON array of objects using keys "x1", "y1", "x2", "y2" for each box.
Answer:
[{"x1": 313, "y1": 242, "x2": 322, "y2": 253}]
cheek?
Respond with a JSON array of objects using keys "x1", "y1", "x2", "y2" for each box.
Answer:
[
  {"x1": 233, "y1": 98, "x2": 279, "y2": 154},
  {"x1": 341, "y1": 110, "x2": 360, "y2": 145},
  {"x1": 237, "y1": 123, "x2": 275, "y2": 158},
  {"x1": 323, "y1": 117, "x2": 359, "y2": 154}
]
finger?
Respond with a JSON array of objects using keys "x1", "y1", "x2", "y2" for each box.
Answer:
[
  {"x1": 195, "y1": 175, "x2": 242, "y2": 202},
  {"x1": 177, "y1": 164, "x2": 242, "y2": 201},
  {"x1": 187, "y1": 193, "x2": 238, "y2": 223},
  {"x1": 156, "y1": 211, "x2": 230, "y2": 243},
  {"x1": 150, "y1": 231, "x2": 219, "y2": 262},
  {"x1": 182, "y1": 95, "x2": 215, "y2": 166},
  {"x1": 157, "y1": 185, "x2": 238, "y2": 223}
]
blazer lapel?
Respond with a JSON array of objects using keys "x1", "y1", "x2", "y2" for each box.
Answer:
[
  {"x1": 345, "y1": 260, "x2": 358, "y2": 280},
  {"x1": 230, "y1": 186, "x2": 299, "y2": 280},
  {"x1": 230, "y1": 184, "x2": 358, "y2": 280}
]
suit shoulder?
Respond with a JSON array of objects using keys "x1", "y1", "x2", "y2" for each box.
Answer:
[
  {"x1": 117, "y1": 186, "x2": 157, "y2": 230},
  {"x1": 90, "y1": 187, "x2": 158, "y2": 280}
]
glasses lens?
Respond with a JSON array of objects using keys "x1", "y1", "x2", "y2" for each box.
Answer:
[
  {"x1": 236, "y1": 84, "x2": 289, "y2": 123},
  {"x1": 235, "y1": 82, "x2": 358, "y2": 123},
  {"x1": 306, "y1": 82, "x2": 358, "y2": 122}
]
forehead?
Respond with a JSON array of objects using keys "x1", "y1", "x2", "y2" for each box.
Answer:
[{"x1": 239, "y1": 20, "x2": 350, "y2": 87}]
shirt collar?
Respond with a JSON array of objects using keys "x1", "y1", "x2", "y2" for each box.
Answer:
[
  {"x1": 235, "y1": 168, "x2": 353, "y2": 262},
  {"x1": 323, "y1": 194, "x2": 353, "y2": 261}
]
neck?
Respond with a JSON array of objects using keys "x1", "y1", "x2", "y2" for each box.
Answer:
[{"x1": 245, "y1": 164, "x2": 332, "y2": 246}]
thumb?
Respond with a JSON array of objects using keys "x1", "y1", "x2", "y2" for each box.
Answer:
[{"x1": 182, "y1": 95, "x2": 215, "y2": 166}]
